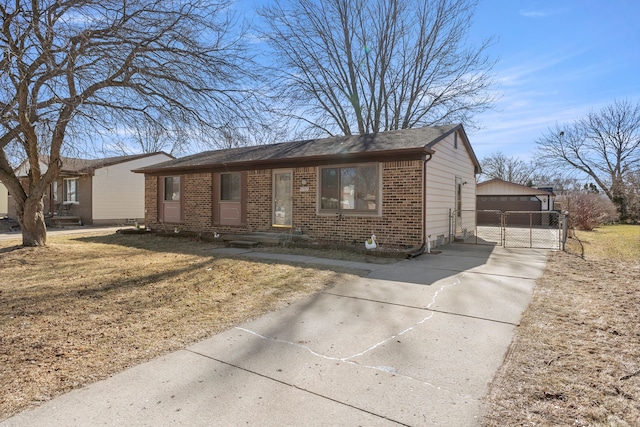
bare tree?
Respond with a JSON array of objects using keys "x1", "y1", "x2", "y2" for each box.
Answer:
[
  {"x1": 0, "y1": 0, "x2": 257, "y2": 246},
  {"x1": 623, "y1": 169, "x2": 640, "y2": 222},
  {"x1": 536, "y1": 99, "x2": 640, "y2": 221},
  {"x1": 258, "y1": 0, "x2": 496, "y2": 136},
  {"x1": 108, "y1": 115, "x2": 191, "y2": 157},
  {"x1": 479, "y1": 152, "x2": 538, "y2": 185}
]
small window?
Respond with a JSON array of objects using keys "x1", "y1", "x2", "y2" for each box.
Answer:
[
  {"x1": 456, "y1": 178, "x2": 462, "y2": 217},
  {"x1": 510, "y1": 196, "x2": 518, "y2": 201},
  {"x1": 220, "y1": 173, "x2": 241, "y2": 201},
  {"x1": 164, "y1": 176, "x2": 180, "y2": 201},
  {"x1": 480, "y1": 197, "x2": 488, "y2": 201},
  {"x1": 320, "y1": 165, "x2": 378, "y2": 212},
  {"x1": 454, "y1": 132, "x2": 458, "y2": 149},
  {"x1": 500, "y1": 196, "x2": 508, "y2": 201},
  {"x1": 63, "y1": 178, "x2": 78, "y2": 203}
]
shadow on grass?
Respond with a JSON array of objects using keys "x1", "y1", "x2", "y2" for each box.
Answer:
[
  {"x1": 0, "y1": 256, "x2": 214, "y2": 322},
  {"x1": 0, "y1": 234, "x2": 368, "y2": 317},
  {"x1": 74, "y1": 232, "x2": 500, "y2": 286},
  {"x1": 74, "y1": 232, "x2": 375, "y2": 277},
  {"x1": 0, "y1": 245, "x2": 24, "y2": 254}
]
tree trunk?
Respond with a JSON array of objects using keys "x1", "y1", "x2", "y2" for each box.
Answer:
[{"x1": 18, "y1": 196, "x2": 47, "y2": 246}]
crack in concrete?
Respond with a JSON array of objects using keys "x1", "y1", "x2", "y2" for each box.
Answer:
[
  {"x1": 184, "y1": 348, "x2": 412, "y2": 426},
  {"x1": 234, "y1": 273, "x2": 469, "y2": 395}
]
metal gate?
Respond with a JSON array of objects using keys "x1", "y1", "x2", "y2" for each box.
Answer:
[{"x1": 451, "y1": 210, "x2": 566, "y2": 249}]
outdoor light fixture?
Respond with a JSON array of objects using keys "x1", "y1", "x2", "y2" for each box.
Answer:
[{"x1": 301, "y1": 178, "x2": 308, "y2": 185}]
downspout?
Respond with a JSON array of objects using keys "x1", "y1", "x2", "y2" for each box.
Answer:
[{"x1": 407, "y1": 152, "x2": 434, "y2": 258}]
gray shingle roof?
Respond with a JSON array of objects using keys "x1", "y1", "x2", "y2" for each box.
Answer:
[
  {"x1": 138, "y1": 125, "x2": 468, "y2": 173},
  {"x1": 41, "y1": 153, "x2": 173, "y2": 175}
]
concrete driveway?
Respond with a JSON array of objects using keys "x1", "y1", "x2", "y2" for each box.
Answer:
[{"x1": 1, "y1": 244, "x2": 548, "y2": 426}]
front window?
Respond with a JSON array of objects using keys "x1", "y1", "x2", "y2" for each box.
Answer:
[
  {"x1": 320, "y1": 165, "x2": 378, "y2": 212},
  {"x1": 63, "y1": 178, "x2": 78, "y2": 203},
  {"x1": 164, "y1": 176, "x2": 180, "y2": 201}
]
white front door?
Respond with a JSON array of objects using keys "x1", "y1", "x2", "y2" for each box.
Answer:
[{"x1": 273, "y1": 170, "x2": 292, "y2": 227}]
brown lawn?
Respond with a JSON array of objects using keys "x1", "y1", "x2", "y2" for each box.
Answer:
[
  {"x1": 483, "y1": 225, "x2": 640, "y2": 426},
  {"x1": 0, "y1": 231, "x2": 364, "y2": 420},
  {"x1": 1, "y1": 225, "x2": 638, "y2": 425}
]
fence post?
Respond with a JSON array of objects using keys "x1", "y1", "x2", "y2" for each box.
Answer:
[
  {"x1": 529, "y1": 212, "x2": 533, "y2": 248},
  {"x1": 561, "y1": 211, "x2": 568, "y2": 251},
  {"x1": 502, "y1": 212, "x2": 506, "y2": 246}
]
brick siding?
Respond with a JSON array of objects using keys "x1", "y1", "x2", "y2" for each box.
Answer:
[{"x1": 145, "y1": 160, "x2": 425, "y2": 248}]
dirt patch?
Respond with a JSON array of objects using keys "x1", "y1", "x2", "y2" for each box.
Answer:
[
  {"x1": 483, "y1": 225, "x2": 640, "y2": 426},
  {"x1": 0, "y1": 232, "x2": 361, "y2": 420}
]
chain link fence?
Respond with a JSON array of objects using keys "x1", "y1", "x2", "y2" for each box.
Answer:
[{"x1": 451, "y1": 210, "x2": 567, "y2": 249}]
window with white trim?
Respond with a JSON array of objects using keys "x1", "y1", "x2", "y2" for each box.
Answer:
[
  {"x1": 63, "y1": 178, "x2": 78, "y2": 203},
  {"x1": 320, "y1": 164, "x2": 379, "y2": 213}
]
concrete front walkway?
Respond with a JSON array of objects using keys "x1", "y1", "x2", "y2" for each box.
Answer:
[{"x1": 1, "y1": 244, "x2": 548, "y2": 427}]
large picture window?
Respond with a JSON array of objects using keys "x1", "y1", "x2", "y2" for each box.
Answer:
[
  {"x1": 63, "y1": 178, "x2": 78, "y2": 203},
  {"x1": 320, "y1": 165, "x2": 379, "y2": 213}
]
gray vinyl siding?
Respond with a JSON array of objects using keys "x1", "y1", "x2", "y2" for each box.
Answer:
[{"x1": 425, "y1": 131, "x2": 477, "y2": 242}]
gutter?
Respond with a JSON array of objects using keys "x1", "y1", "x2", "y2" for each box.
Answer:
[{"x1": 407, "y1": 152, "x2": 434, "y2": 258}]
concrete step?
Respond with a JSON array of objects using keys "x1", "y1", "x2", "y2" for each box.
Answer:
[
  {"x1": 228, "y1": 240, "x2": 260, "y2": 248},
  {"x1": 221, "y1": 232, "x2": 310, "y2": 246},
  {"x1": 48, "y1": 216, "x2": 82, "y2": 228}
]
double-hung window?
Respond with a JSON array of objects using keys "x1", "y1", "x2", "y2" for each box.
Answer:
[
  {"x1": 320, "y1": 164, "x2": 379, "y2": 213},
  {"x1": 63, "y1": 178, "x2": 78, "y2": 203}
]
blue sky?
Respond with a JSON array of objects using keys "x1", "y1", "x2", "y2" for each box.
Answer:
[
  {"x1": 236, "y1": 0, "x2": 639, "y2": 161},
  {"x1": 466, "y1": 0, "x2": 640, "y2": 160}
]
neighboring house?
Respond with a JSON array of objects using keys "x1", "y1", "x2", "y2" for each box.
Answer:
[
  {"x1": 476, "y1": 179, "x2": 555, "y2": 225},
  {"x1": 9, "y1": 152, "x2": 173, "y2": 226},
  {"x1": 136, "y1": 125, "x2": 481, "y2": 249},
  {"x1": 0, "y1": 181, "x2": 8, "y2": 217}
]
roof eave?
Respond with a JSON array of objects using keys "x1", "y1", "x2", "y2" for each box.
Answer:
[{"x1": 134, "y1": 146, "x2": 435, "y2": 175}]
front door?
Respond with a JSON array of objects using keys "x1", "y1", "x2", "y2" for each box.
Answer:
[
  {"x1": 273, "y1": 170, "x2": 292, "y2": 227},
  {"x1": 219, "y1": 172, "x2": 242, "y2": 226}
]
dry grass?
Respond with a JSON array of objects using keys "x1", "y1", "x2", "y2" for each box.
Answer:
[
  {"x1": 0, "y1": 231, "x2": 360, "y2": 421},
  {"x1": 484, "y1": 225, "x2": 640, "y2": 426}
]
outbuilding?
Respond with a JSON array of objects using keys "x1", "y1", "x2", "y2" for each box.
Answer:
[{"x1": 476, "y1": 179, "x2": 555, "y2": 226}]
